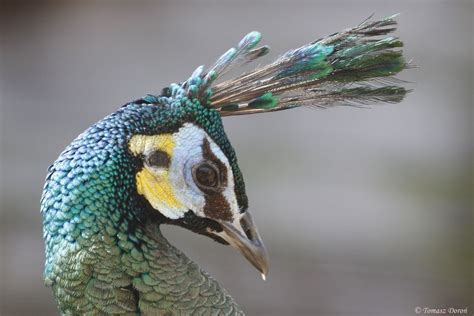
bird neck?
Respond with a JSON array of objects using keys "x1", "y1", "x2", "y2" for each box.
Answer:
[{"x1": 107, "y1": 221, "x2": 243, "y2": 313}]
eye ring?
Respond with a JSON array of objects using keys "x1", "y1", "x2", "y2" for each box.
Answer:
[
  {"x1": 192, "y1": 161, "x2": 223, "y2": 192},
  {"x1": 145, "y1": 150, "x2": 170, "y2": 168}
]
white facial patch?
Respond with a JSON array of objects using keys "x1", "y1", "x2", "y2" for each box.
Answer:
[
  {"x1": 130, "y1": 123, "x2": 240, "y2": 221},
  {"x1": 169, "y1": 123, "x2": 239, "y2": 219}
]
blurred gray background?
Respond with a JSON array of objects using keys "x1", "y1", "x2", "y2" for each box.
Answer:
[{"x1": 1, "y1": 1, "x2": 472, "y2": 315}]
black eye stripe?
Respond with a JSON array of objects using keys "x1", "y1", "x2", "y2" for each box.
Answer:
[
  {"x1": 201, "y1": 139, "x2": 228, "y2": 186},
  {"x1": 145, "y1": 150, "x2": 170, "y2": 168},
  {"x1": 199, "y1": 138, "x2": 233, "y2": 221}
]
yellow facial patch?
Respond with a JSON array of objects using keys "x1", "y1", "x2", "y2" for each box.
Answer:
[
  {"x1": 136, "y1": 168, "x2": 183, "y2": 210},
  {"x1": 129, "y1": 134, "x2": 185, "y2": 219},
  {"x1": 129, "y1": 134, "x2": 175, "y2": 157}
]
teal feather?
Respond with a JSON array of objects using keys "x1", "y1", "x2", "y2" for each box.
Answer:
[
  {"x1": 248, "y1": 92, "x2": 279, "y2": 110},
  {"x1": 237, "y1": 30, "x2": 261, "y2": 51},
  {"x1": 335, "y1": 36, "x2": 403, "y2": 59},
  {"x1": 202, "y1": 15, "x2": 410, "y2": 115},
  {"x1": 275, "y1": 44, "x2": 334, "y2": 79}
]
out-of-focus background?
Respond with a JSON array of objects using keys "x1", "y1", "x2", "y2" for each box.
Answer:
[{"x1": 1, "y1": 1, "x2": 472, "y2": 315}]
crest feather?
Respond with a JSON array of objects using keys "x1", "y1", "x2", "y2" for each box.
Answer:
[{"x1": 180, "y1": 14, "x2": 410, "y2": 116}]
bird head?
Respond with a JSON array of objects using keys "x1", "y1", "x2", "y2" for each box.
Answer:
[{"x1": 123, "y1": 87, "x2": 268, "y2": 277}]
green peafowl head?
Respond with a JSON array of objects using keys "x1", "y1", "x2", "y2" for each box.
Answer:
[
  {"x1": 121, "y1": 88, "x2": 269, "y2": 277},
  {"x1": 41, "y1": 15, "x2": 410, "y2": 292}
]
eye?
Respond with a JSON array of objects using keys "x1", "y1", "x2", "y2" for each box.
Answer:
[
  {"x1": 192, "y1": 161, "x2": 221, "y2": 191},
  {"x1": 146, "y1": 150, "x2": 170, "y2": 168}
]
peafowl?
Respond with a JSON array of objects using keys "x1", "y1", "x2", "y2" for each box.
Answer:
[{"x1": 41, "y1": 15, "x2": 410, "y2": 315}]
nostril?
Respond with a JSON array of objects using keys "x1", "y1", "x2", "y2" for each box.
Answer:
[{"x1": 240, "y1": 216, "x2": 254, "y2": 240}]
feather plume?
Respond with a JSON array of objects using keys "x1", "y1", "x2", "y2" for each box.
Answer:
[{"x1": 181, "y1": 14, "x2": 410, "y2": 116}]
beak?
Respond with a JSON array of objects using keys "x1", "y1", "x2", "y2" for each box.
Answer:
[{"x1": 213, "y1": 211, "x2": 269, "y2": 279}]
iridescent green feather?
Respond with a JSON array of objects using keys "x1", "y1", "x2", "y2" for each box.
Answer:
[{"x1": 180, "y1": 15, "x2": 410, "y2": 116}]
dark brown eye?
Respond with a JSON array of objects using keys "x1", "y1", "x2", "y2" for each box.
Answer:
[
  {"x1": 146, "y1": 150, "x2": 170, "y2": 168},
  {"x1": 193, "y1": 162, "x2": 221, "y2": 191}
]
